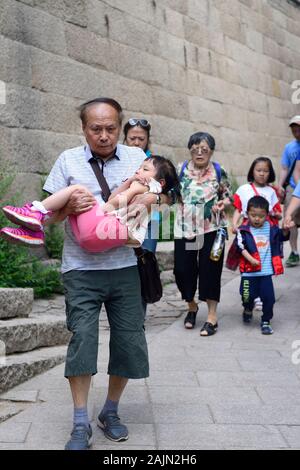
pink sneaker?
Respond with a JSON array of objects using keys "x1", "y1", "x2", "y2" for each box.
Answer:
[
  {"x1": 2, "y1": 204, "x2": 46, "y2": 231},
  {"x1": 0, "y1": 227, "x2": 45, "y2": 246}
]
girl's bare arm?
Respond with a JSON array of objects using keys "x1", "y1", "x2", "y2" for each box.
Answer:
[
  {"x1": 232, "y1": 208, "x2": 242, "y2": 233},
  {"x1": 104, "y1": 181, "x2": 148, "y2": 212}
]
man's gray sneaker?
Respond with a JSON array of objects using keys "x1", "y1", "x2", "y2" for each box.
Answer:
[
  {"x1": 97, "y1": 411, "x2": 128, "y2": 442},
  {"x1": 65, "y1": 423, "x2": 93, "y2": 450}
]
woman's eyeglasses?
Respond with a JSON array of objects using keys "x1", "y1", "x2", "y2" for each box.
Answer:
[
  {"x1": 190, "y1": 146, "x2": 210, "y2": 155},
  {"x1": 128, "y1": 118, "x2": 151, "y2": 129}
]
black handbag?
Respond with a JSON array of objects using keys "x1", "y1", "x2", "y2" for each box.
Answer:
[
  {"x1": 89, "y1": 158, "x2": 162, "y2": 303},
  {"x1": 134, "y1": 247, "x2": 163, "y2": 304}
]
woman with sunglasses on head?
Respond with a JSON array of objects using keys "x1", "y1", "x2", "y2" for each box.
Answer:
[
  {"x1": 174, "y1": 132, "x2": 233, "y2": 336},
  {"x1": 123, "y1": 118, "x2": 159, "y2": 247},
  {"x1": 123, "y1": 118, "x2": 152, "y2": 157},
  {"x1": 123, "y1": 118, "x2": 158, "y2": 315}
]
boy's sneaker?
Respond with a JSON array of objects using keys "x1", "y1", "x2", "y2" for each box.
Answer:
[
  {"x1": 254, "y1": 297, "x2": 263, "y2": 311},
  {"x1": 285, "y1": 252, "x2": 300, "y2": 267},
  {"x1": 97, "y1": 411, "x2": 128, "y2": 442},
  {"x1": 243, "y1": 309, "x2": 253, "y2": 323},
  {"x1": 2, "y1": 204, "x2": 46, "y2": 231},
  {"x1": 261, "y1": 321, "x2": 273, "y2": 335},
  {"x1": 65, "y1": 423, "x2": 93, "y2": 450},
  {"x1": 0, "y1": 227, "x2": 45, "y2": 246}
]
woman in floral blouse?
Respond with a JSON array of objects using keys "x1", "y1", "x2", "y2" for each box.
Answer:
[{"x1": 174, "y1": 132, "x2": 232, "y2": 336}]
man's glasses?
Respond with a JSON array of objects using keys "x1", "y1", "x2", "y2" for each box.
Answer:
[
  {"x1": 190, "y1": 146, "x2": 210, "y2": 156},
  {"x1": 128, "y1": 118, "x2": 151, "y2": 129}
]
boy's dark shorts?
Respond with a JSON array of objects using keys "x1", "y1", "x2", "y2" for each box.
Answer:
[{"x1": 62, "y1": 266, "x2": 149, "y2": 379}]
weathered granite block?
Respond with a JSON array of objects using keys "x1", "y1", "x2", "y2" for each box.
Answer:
[
  {"x1": 0, "y1": 317, "x2": 70, "y2": 354},
  {"x1": 0, "y1": 289, "x2": 33, "y2": 320},
  {"x1": 0, "y1": 346, "x2": 66, "y2": 393}
]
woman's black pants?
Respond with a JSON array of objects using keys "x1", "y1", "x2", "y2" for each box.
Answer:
[{"x1": 174, "y1": 231, "x2": 224, "y2": 303}]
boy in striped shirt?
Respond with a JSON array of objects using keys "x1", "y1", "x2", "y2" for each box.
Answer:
[{"x1": 234, "y1": 196, "x2": 289, "y2": 335}]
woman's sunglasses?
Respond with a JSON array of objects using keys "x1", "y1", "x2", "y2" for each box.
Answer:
[{"x1": 128, "y1": 118, "x2": 151, "y2": 129}]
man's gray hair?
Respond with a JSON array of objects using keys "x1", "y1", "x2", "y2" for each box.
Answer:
[{"x1": 79, "y1": 97, "x2": 123, "y2": 126}]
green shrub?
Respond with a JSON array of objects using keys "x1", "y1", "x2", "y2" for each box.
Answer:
[
  {"x1": 44, "y1": 223, "x2": 64, "y2": 259},
  {"x1": 0, "y1": 171, "x2": 63, "y2": 298},
  {"x1": 159, "y1": 207, "x2": 175, "y2": 241},
  {"x1": 230, "y1": 173, "x2": 239, "y2": 194}
]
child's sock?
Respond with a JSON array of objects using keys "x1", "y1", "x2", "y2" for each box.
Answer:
[
  {"x1": 73, "y1": 406, "x2": 89, "y2": 427},
  {"x1": 31, "y1": 200, "x2": 49, "y2": 214}
]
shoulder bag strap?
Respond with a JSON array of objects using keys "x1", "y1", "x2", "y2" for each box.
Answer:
[
  {"x1": 283, "y1": 158, "x2": 297, "y2": 188},
  {"x1": 89, "y1": 158, "x2": 111, "y2": 202}
]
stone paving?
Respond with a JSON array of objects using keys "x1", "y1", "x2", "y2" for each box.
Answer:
[{"x1": 0, "y1": 244, "x2": 300, "y2": 449}]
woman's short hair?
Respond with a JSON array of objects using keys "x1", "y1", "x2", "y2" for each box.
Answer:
[
  {"x1": 247, "y1": 156, "x2": 276, "y2": 183},
  {"x1": 187, "y1": 132, "x2": 216, "y2": 151},
  {"x1": 79, "y1": 97, "x2": 123, "y2": 126}
]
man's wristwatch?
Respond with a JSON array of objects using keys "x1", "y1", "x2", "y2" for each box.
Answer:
[{"x1": 156, "y1": 194, "x2": 161, "y2": 205}]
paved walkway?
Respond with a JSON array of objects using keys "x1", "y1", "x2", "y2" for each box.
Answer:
[{"x1": 0, "y1": 248, "x2": 300, "y2": 449}]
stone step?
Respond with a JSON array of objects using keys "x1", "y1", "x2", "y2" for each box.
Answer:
[
  {"x1": 0, "y1": 315, "x2": 70, "y2": 355},
  {"x1": 0, "y1": 288, "x2": 33, "y2": 319},
  {"x1": 0, "y1": 345, "x2": 67, "y2": 393}
]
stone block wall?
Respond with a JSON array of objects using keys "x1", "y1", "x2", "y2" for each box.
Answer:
[{"x1": 1, "y1": 0, "x2": 300, "y2": 196}]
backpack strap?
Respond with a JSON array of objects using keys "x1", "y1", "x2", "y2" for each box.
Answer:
[
  {"x1": 179, "y1": 160, "x2": 189, "y2": 180},
  {"x1": 250, "y1": 182, "x2": 259, "y2": 196},
  {"x1": 212, "y1": 161, "x2": 221, "y2": 184}
]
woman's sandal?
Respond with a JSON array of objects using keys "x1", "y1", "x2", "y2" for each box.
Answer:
[
  {"x1": 200, "y1": 321, "x2": 218, "y2": 336},
  {"x1": 184, "y1": 308, "x2": 198, "y2": 329}
]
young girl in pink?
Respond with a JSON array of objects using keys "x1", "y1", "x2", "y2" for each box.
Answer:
[
  {"x1": 232, "y1": 156, "x2": 282, "y2": 233},
  {"x1": 1, "y1": 156, "x2": 179, "y2": 253}
]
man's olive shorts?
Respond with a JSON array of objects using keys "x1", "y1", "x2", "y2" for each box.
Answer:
[{"x1": 62, "y1": 266, "x2": 149, "y2": 379}]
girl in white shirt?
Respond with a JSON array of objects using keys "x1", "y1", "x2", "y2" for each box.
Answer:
[
  {"x1": 231, "y1": 156, "x2": 282, "y2": 312},
  {"x1": 232, "y1": 156, "x2": 282, "y2": 234}
]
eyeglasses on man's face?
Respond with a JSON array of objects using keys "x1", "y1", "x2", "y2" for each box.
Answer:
[
  {"x1": 128, "y1": 118, "x2": 151, "y2": 129},
  {"x1": 190, "y1": 146, "x2": 210, "y2": 156}
]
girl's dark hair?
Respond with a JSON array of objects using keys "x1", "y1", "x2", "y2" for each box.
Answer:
[
  {"x1": 247, "y1": 156, "x2": 276, "y2": 183},
  {"x1": 79, "y1": 97, "x2": 123, "y2": 125},
  {"x1": 247, "y1": 195, "x2": 269, "y2": 213},
  {"x1": 148, "y1": 155, "x2": 182, "y2": 202},
  {"x1": 123, "y1": 121, "x2": 151, "y2": 152},
  {"x1": 187, "y1": 132, "x2": 216, "y2": 151}
]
